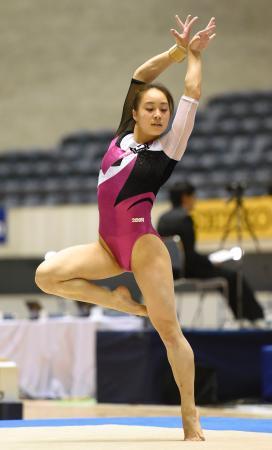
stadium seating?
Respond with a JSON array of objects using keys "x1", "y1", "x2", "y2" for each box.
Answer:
[{"x1": 0, "y1": 92, "x2": 271, "y2": 206}]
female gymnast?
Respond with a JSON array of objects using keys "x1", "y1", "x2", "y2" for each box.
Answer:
[{"x1": 35, "y1": 14, "x2": 216, "y2": 441}]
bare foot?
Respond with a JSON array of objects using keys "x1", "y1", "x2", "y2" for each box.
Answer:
[
  {"x1": 113, "y1": 285, "x2": 148, "y2": 317},
  {"x1": 182, "y1": 407, "x2": 205, "y2": 441}
]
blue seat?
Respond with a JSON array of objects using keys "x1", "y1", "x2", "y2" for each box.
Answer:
[
  {"x1": 228, "y1": 102, "x2": 249, "y2": 117},
  {"x1": 251, "y1": 101, "x2": 272, "y2": 116},
  {"x1": 43, "y1": 192, "x2": 67, "y2": 205},
  {"x1": 0, "y1": 162, "x2": 13, "y2": 178},
  {"x1": 2, "y1": 179, "x2": 21, "y2": 194},
  {"x1": 252, "y1": 167, "x2": 271, "y2": 185},
  {"x1": 230, "y1": 135, "x2": 251, "y2": 154},
  {"x1": 12, "y1": 162, "x2": 34, "y2": 178},
  {"x1": 217, "y1": 118, "x2": 241, "y2": 135},
  {"x1": 41, "y1": 177, "x2": 63, "y2": 193},
  {"x1": 208, "y1": 170, "x2": 230, "y2": 187},
  {"x1": 2, "y1": 193, "x2": 22, "y2": 207}
]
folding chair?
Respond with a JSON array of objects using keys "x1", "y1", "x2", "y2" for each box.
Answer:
[{"x1": 163, "y1": 235, "x2": 229, "y2": 328}]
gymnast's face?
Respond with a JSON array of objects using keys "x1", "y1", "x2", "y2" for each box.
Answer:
[{"x1": 132, "y1": 88, "x2": 171, "y2": 140}]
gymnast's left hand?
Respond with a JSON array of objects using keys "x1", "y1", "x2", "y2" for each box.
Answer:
[{"x1": 170, "y1": 14, "x2": 199, "y2": 48}]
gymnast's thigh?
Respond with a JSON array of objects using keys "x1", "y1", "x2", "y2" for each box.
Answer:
[
  {"x1": 131, "y1": 234, "x2": 178, "y2": 322},
  {"x1": 37, "y1": 239, "x2": 125, "y2": 281}
]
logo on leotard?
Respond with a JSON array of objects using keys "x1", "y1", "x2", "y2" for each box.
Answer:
[
  {"x1": 132, "y1": 217, "x2": 145, "y2": 223},
  {"x1": 130, "y1": 143, "x2": 150, "y2": 154}
]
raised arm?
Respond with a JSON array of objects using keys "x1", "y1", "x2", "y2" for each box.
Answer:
[
  {"x1": 115, "y1": 15, "x2": 198, "y2": 136},
  {"x1": 172, "y1": 16, "x2": 216, "y2": 100},
  {"x1": 160, "y1": 17, "x2": 216, "y2": 160},
  {"x1": 133, "y1": 14, "x2": 198, "y2": 83}
]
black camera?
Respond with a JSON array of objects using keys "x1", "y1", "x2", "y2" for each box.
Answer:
[{"x1": 226, "y1": 181, "x2": 247, "y2": 198}]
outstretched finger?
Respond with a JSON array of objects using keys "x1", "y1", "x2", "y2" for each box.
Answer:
[
  {"x1": 170, "y1": 28, "x2": 181, "y2": 39},
  {"x1": 205, "y1": 25, "x2": 216, "y2": 36},
  {"x1": 199, "y1": 24, "x2": 216, "y2": 36},
  {"x1": 187, "y1": 15, "x2": 199, "y2": 29},
  {"x1": 209, "y1": 33, "x2": 216, "y2": 40},
  {"x1": 175, "y1": 14, "x2": 185, "y2": 29},
  {"x1": 207, "y1": 17, "x2": 216, "y2": 27},
  {"x1": 184, "y1": 14, "x2": 192, "y2": 27}
]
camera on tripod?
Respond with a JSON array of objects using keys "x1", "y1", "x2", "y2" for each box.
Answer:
[{"x1": 226, "y1": 181, "x2": 247, "y2": 199}]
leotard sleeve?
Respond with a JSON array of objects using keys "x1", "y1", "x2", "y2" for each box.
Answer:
[
  {"x1": 115, "y1": 78, "x2": 145, "y2": 137},
  {"x1": 159, "y1": 95, "x2": 199, "y2": 161}
]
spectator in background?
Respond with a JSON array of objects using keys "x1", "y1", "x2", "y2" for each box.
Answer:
[{"x1": 157, "y1": 181, "x2": 265, "y2": 326}]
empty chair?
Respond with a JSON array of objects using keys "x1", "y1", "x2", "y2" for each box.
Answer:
[
  {"x1": 71, "y1": 158, "x2": 100, "y2": 177},
  {"x1": 263, "y1": 151, "x2": 272, "y2": 165},
  {"x1": 20, "y1": 178, "x2": 42, "y2": 194},
  {"x1": 188, "y1": 136, "x2": 209, "y2": 154},
  {"x1": 244, "y1": 185, "x2": 267, "y2": 197},
  {"x1": 0, "y1": 162, "x2": 13, "y2": 178},
  {"x1": 209, "y1": 135, "x2": 231, "y2": 153},
  {"x1": 189, "y1": 172, "x2": 208, "y2": 188},
  {"x1": 179, "y1": 153, "x2": 198, "y2": 170},
  {"x1": 28, "y1": 149, "x2": 55, "y2": 162},
  {"x1": 217, "y1": 118, "x2": 241, "y2": 135},
  {"x1": 251, "y1": 101, "x2": 272, "y2": 117},
  {"x1": 196, "y1": 154, "x2": 219, "y2": 171},
  {"x1": 243, "y1": 151, "x2": 263, "y2": 168},
  {"x1": 198, "y1": 186, "x2": 227, "y2": 199},
  {"x1": 2, "y1": 193, "x2": 23, "y2": 207},
  {"x1": 34, "y1": 160, "x2": 54, "y2": 177},
  {"x1": 228, "y1": 102, "x2": 249, "y2": 117},
  {"x1": 61, "y1": 176, "x2": 84, "y2": 192},
  {"x1": 252, "y1": 168, "x2": 271, "y2": 186},
  {"x1": 229, "y1": 135, "x2": 251, "y2": 154},
  {"x1": 52, "y1": 160, "x2": 74, "y2": 177},
  {"x1": 42, "y1": 177, "x2": 63, "y2": 193},
  {"x1": 84, "y1": 142, "x2": 108, "y2": 159},
  {"x1": 240, "y1": 117, "x2": 263, "y2": 134},
  {"x1": 264, "y1": 117, "x2": 272, "y2": 133},
  {"x1": 22, "y1": 194, "x2": 45, "y2": 206},
  {"x1": 79, "y1": 177, "x2": 99, "y2": 191},
  {"x1": 205, "y1": 103, "x2": 230, "y2": 122},
  {"x1": 57, "y1": 143, "x2": 83, "y2": 160},
  {"x1": 3, "y1": 151, "x2": 30, "y2": 163},
  {"x1": 218, "y1": 151, "x2": 243, "y2": 169},
  {"x1": 207, "y1": 171, "x2": 230, "y2": 188},
  {"x1": 193, "y1": 119, "x2": 215, "y2": 135},
  {"x1": 163, "y1": 235, "x2": 229, "y2": 327},
  {"x1": 2, "y1": 179, "x2": 22, "y2": 194},
  {"x1": 251, "y1": 134, "x2": 272, "y2": 154},
  {"x1": 12, "y1": 162, "x2": 34, "y2": 178},
  {"x1": 66, "y1": 191, "x2": 95, "y2": 204},
  {"x1": 43, "y1": 192, "x2": 67, "y2": 205},
  {"x1": 230, "y1": 168, "x2": 251, "y2": 184}
]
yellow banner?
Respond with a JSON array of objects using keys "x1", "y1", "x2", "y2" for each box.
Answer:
[{"x1": 191, "y1": 195, "x2": 272, "y2": 241}]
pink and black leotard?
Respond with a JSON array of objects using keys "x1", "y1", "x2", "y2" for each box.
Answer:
[{"x1": 97, "y1": 79, "x2": 198, "y2": 271}]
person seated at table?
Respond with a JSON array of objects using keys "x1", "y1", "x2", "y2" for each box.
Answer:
[{"x1": 157, "y1": 181, "x2": 265, "y2": 325}]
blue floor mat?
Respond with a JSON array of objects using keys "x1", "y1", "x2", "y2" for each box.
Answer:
[{"x1": 0, "y1": 416, "x2": 271, "y2": 433}]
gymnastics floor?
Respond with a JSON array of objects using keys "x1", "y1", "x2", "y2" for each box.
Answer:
[{"x1": 0, "y1": 402, "x2": 272, "y2": 449}]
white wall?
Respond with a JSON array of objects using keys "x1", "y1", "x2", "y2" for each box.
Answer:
[
  {"x1": 0, "y1": 202, "x2": 170, "y2": 257},
  {"x1": 0, "y1": 0, "x2": 271, "y2": 151},
  {"x1": 1, "y1": 201, "x2": 272, "y2": 257}
]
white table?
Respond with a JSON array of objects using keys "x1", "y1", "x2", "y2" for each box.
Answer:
[
  {"x1": 0, "y1": 314, "x2": 143, "y2": 399},
  {"x1": 0, "y1": 317, "x2": 97, "y2": 399}
]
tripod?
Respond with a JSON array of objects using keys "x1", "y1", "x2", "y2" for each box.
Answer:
[{"x1": 219, "y1": 187, "x2": 261, "y2": 322}]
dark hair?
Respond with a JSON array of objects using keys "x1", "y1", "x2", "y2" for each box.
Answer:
[
  {"x1": 169, "y1": 181, "x2": 195, "y2": 207},
  {"x1": 133, "y1": 83, "x2": 174, "y2": 116}
]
